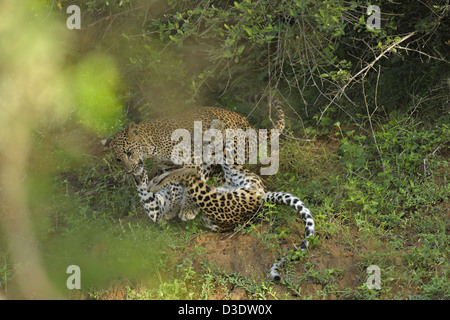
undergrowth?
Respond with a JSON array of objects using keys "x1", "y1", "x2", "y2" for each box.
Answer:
[{"x1": 1, "y1": 106, "x2": 447, "y2": 300}]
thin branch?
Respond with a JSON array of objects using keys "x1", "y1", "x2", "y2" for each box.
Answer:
[
  {"x1": 317, "y1": 32, "x2": 416, "y2": 124},
  {"x1": 395, "y1": 45, "x2": 450, "y2": 64},
  {"x1": 281, "y1": 132, "x2": 313, "y2": 142},
  {"x1": 362, "y1": 78, "x2": 384, "y2": 169}
]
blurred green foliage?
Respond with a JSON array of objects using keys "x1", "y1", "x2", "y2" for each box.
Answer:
[{"x1": 71, "y1": 53, "x2": 124, "y2": 135}]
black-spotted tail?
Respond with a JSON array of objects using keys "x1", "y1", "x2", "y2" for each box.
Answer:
[{"x1": 263, "y1": 192, "x2": 314, "y2": 280}]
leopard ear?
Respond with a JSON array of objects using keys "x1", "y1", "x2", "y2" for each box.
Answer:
[
  {"x1": 127, "y1": 121, "x2": 140, "y2": 141},
  {"x1": 100, "y1": 138, "x2": 111, "y2": 147}
]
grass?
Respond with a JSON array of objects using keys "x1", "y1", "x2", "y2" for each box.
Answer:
[{"x1": 0, "y1": 112, "x2": 448, "y2": 300}]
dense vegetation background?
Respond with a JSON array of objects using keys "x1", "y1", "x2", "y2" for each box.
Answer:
[{"x1": 0, "y1": 0, "x2": 448, "y2": 299}]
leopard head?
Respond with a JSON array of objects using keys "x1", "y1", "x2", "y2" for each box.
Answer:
[{"x1": 101, "y1": 122, "x2": 143, "y2": 174}]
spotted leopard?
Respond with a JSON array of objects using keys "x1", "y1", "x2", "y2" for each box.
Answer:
[
  {"x1": 101, "y1": 97, "x2": 284, "y2": 175},
  {"x1": 131, "y1": 162, "x2": 314, "y2": 281}
]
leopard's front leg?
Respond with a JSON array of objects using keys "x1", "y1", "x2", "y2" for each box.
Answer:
[{"x1": 131, "y1": 162, "x2": 172, "y2": 223}]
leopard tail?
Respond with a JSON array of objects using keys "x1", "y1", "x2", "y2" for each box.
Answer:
[
  {"x1": 263, "y1": 192, "x2": 314, "y2": 281},
  {"x1": 247, "y1": 94, "x2": 285, "y2": 133}
]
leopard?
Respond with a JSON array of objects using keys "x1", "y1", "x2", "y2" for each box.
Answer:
[
  {"x1": 130, "y1": 161, "x2": 315, "y2": 281},
  {"x1": 100, "y1": 96, "x2": 285, "y2": 175},
  {"x1": 101, "y1": 96, "x2": 309, "y2": 280}
]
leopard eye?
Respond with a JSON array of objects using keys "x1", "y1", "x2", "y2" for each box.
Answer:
[
  {"x1": 126, "y1": 150, "x2": 132, "y2": 157},
  {"x1": 115, "y1": 158, "x2": 121, "y2": 163}
]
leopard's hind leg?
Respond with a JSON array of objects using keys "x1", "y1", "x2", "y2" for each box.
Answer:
[
  {"x1": 148, "y1": 165, "x2": 264, "y2": 232},
  {"x1": 132, "y1": 164, "x2": 198, "y2": 223}
]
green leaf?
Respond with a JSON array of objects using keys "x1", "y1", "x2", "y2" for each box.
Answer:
[{"x1": 222, "y1": 48, "x2": 233, "y2": 58}]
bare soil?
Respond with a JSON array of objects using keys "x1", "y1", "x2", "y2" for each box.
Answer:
[{"x1": 179, "y1": 224, "x2": 378, "y2": 300}]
